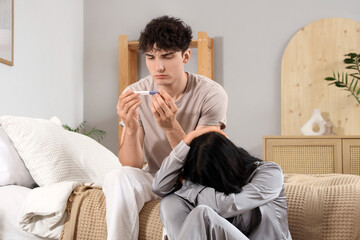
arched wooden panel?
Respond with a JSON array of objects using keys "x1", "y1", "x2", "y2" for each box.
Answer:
[{"x1": 281, "y1": 18, "x2": 360, "y2": 135}]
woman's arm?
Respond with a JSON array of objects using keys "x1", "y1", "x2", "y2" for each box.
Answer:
[
  {"x1": 174, "y1": 162, "x2": 284, "y2": 218},
  {"x1": 152, "y1": 127, "x2": 226, "y2": 197},
  {"x1": 152, "y1": 140, "x2": 190, "y2": 197}
]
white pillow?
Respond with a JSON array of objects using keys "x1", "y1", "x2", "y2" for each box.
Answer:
[
  {"x1": 0, "y1": 126, "x2": 37, "y2": 188},
  {"x1": 0, "y1": 115, "x2": 122, "y2": 187}
]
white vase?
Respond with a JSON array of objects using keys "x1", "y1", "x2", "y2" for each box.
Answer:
[{"x1": 300, "y1": 109, "x2": 326, "y2": 136}]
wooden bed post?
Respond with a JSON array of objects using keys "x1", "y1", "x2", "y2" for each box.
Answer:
[
  {"x1": 118, "y1": 35, "x2": 138, "y2": 146},
  {"x1": 197, "y1": 32, "x2": 214, "y2": 80}
]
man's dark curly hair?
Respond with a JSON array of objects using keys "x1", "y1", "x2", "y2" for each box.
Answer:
[{"x1": 138, "y1": 16, "x2": 192, "y2": 54}]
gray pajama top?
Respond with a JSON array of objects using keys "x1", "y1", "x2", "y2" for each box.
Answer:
[{"x1": 152, "y1": 140, "x2": 292, "y2": 240}]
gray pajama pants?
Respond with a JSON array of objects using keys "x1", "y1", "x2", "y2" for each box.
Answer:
[{"x1": 159, "y1": 194, "x2": 249, "y2": 240}]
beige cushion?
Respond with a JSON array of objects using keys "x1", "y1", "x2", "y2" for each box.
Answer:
[{"x1": 284, "y1": 174, "x2": 360, "y2": 240}]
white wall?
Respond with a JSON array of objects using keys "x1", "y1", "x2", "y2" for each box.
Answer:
[
  {"x1": 84, "y1": 0, "x2": 360, "y2": 157},
  {"x1": 0, "y1": 0, "x2": 84, "y2": 127}
]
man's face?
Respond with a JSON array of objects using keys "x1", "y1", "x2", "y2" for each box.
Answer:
[{"x1": 145, "y1": 47, "x2": 190, "y2": 87}]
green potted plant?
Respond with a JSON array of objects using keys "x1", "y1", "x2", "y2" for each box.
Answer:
[
  {"x1": 324, "y1": 53, "x2": 360, "y2": 104},
  {"x1": 62, "y1": 121, "x2": 106, "y2": 142}
]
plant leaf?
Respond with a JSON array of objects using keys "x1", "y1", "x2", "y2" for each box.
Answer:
[
  {"x1": 345, "y1": 66, "x2": 358, "y2": 70},
  {"x1": 84, "y1": 128, "x2": 107, "y2": 141},
  {"x1": 344, "y1": 58, "x2": 355, "y2": 64},
  {"x1": 350, "y1": 78, "x2": 355, "y2": 88},
  {"x1": 335, "y1": 82, "x2": 347, "y2": 88},
  {"x1": 353, "y1": 80, "x2": 358, "y2": 92},
  {"x1": 62, "y1": 124, "x2": 74, "y2": 131},
  {"x1": 324, "y1": 77, "x2": 336, "y2": 81},
  {"x1": 350, "y1": 74, "x2": 360, "y2": 80},
  {"x1": 63, "y1": 121, "x2": 106, "y2": 141},
  {"x1": 346, "y1": 53, "x2": 357, "y2": 58},
  {"x1": 345, "y1": 73, "x2": 348, "y2": 85}
]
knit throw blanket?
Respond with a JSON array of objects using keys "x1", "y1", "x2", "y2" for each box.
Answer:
[
  {"x1": 59, "y1": 185, "x2": 163, "y2": 240},
  {"x1": 60, "y1": 184, "x2": 107, "y2": 240},
  {"x1": 284, "y1": 174, "x2": 360, "y2": 240}
]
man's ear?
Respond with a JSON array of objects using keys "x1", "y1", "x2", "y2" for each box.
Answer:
[{"x1": 183, "y1": 49, "x2": 191, "y2": 63}]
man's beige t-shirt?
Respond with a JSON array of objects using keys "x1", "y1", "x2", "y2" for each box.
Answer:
[{"x1": 127, "y1": 72, "x2": 228, "y2": 175}]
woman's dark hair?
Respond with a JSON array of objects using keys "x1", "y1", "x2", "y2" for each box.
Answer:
[
  {"x1": 138, "y1": 15, "x2": 192, "y2": 54},
  {"x1": 182, "y1": 132, "x2": 262, "y2": 195}
]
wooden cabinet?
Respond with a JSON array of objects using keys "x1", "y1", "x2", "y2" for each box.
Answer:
[
  {"x1": 343, "y1": 139, "x2": 360, "y2": 175},
  {"x1": 263, "y1": 136, "x2": 360, "y2": 175}
]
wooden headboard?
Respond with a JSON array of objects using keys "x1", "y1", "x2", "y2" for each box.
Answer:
[
  {"x1": 281, "y1": 18, "x2": 360, "y2": 135},
  {"x1": 117, "y1": 32, "x2": 214, "y2": 148}
]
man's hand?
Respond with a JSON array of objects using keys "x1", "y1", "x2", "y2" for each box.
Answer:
[
  {"x1": 150, "y1": 89, "x2": 179, "y2": 130},
  {"x1": 117, "y1": 89, "x2": 144, "y2": 168},
  {"x1": 117, "y1": 89, "x2": 141, "y2": 133},
  {"x1": 150, "y1": 89, "x2": 186, "y2": 149},
  {"x1": 184, "y1": 126, "x2": 227, "y2": 146}
]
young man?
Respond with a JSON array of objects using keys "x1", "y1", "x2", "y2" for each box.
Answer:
[{"x1": 103, "y1": 15, "x2": 228, "y2": 240}]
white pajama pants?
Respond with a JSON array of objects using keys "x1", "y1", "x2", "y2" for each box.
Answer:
[
  {"x1": 102, "y1": 167, "x2": 159, "y2": 240},
  {"x1": 160, "y1": 194, "x2": 249, "y2": 240}
]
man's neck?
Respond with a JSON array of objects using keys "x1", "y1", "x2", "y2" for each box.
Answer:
[{"x1": 159, "y1": 72, "x2": 188, "y2": 102}]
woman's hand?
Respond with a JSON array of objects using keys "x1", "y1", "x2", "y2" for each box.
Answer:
[{"x1": 184, "y1": 126, "x2": 227, "y2": 146}]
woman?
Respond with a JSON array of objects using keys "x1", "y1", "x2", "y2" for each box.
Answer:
[{"x1": 152, "y1": 127, "x2": 292, "y2": 240}]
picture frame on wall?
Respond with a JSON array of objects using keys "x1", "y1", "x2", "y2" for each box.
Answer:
[{"x1": 0, "y1": 0, "x2": 14, "y2": 66}]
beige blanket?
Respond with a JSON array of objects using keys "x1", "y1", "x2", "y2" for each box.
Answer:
[
  {"x1": 60, "y1": 185, "x2": 163, "y2": 240},
  {"x1": 284, "y1": 174, "x2": 360, "y2": 240},
  {"x1": 60, "y1": 184, "x2": 107, "y2": 240}
]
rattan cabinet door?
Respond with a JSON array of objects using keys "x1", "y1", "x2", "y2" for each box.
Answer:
[
  {"x1": 343, "y1": 139, "x2": 360, "y2": 176},
  {"x1": 263, "y1": 137, "x2": 342, "y2": 174}
]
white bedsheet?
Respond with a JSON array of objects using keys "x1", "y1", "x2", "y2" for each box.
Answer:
[
  {"x1": 0, "y1": 185, "x2": 46, "y2": 240},
  {"x1": 0, "y1": 181, "x2": 81, "y2": 240},
  {"x1": 19, "y1": 181, "x2": 81, "y2": 239}
]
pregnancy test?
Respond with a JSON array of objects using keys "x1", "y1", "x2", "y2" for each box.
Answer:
[{"x1": 134, "y1": 91, "x2": 159, "y2": 95}]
